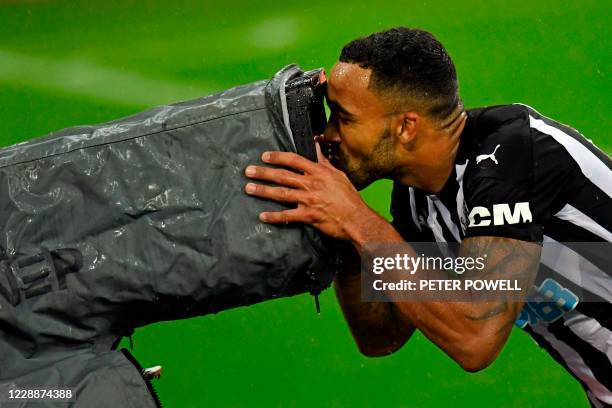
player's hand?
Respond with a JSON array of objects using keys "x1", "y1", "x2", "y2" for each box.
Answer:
[{"x1": 244, "y1": 140, "x2": 373, "y2": 240}]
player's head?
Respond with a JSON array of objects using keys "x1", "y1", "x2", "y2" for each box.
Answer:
[{"x1": 325, "y1": 27, "x2": 462, "y2": 189}]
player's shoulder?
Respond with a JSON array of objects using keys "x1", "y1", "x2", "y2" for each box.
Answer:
[
  {"x1": 460, "y1": 104, "x2": 535, "y2": 186},
  {"x1": 466, "y1": 103, "x2": 531, "y2": 131},
  {"x1": 463, "y1": 103, "x2": 533, "y2": 155}
]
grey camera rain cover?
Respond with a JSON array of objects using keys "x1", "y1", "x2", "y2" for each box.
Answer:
[{"x1": 0, "y1": 64, "x2": 336, "y2": 407}]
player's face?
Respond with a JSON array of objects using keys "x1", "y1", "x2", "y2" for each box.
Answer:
[{"x1": 324, "y1": 62, "x2": 397, "y2": 190}]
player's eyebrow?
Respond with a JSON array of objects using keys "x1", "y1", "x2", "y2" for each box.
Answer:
[{"x1": 326, "y1": 98, "x2": 355, "y2": 118}]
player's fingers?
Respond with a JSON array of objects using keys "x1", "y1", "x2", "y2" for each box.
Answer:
[
  {"x1": 244, "y1": 166, "x2": 305, "y2": 189},
  {"x1": 259, "y1": 208, "x2": 308, "y2": 224},
  {"x1": 261, "y1": 151, "x2": 318, "y2": 174},
  {"x1": 245, "y1": 183, "x2": 305, "y2": 204},
  {"x1": 314, "y1": 139, "x2": 331, "y2": 166}
]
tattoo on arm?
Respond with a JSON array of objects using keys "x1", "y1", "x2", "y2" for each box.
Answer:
[{"x1": 458, "y1": 236, "x2": 541, "y2": 330}]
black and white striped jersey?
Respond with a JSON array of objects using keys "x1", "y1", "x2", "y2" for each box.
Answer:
[{"x1": 390, "y1": 104, "x2": 612, "y2": 407}]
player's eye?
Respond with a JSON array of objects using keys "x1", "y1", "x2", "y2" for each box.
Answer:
[{"x1": 339, "y1": 116, "x2": 352, "y2": 125}]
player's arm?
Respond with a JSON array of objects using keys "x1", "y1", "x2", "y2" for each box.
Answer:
[
  {"x1": 334, "y1": 218, "x2": 540, "y2": 369},
  {"x1": 387, "y1": 234, "x2": 540, "y2": 371},
  {"x1": 333, "y1": 242, "x2": 415, "y2": 356}
]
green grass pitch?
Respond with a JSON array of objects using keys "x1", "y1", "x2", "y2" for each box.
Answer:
[{"x1": 0, "y1": 1, "x2": 609, "y2": 406}]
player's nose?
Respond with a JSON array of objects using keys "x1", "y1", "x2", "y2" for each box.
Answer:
[{"x1": 323, "y1": 121, "x2": 341, "y2": 143}]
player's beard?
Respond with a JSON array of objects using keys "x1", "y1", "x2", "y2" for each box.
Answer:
[{"x1": 333, "y1": 123, "x2": 396, "y2": 190}]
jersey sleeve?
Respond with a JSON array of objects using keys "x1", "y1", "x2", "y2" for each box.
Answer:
[
  {"x1": 462, "y1": 106, "x2": 543, "y2": 243},
  {"x1": 463, "y1": 176, "x2": 543, "y2": 242}
]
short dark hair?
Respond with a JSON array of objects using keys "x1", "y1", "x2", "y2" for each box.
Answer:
[{"x1": 339, "y1": 27, "x2": 460, "y2": 119}]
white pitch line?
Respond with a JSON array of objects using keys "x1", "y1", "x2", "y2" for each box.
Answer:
[{"x1": 0, "y1": 49, "x2": 215, "y2": 107}]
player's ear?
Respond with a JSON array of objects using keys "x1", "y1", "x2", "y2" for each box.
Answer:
[{"x1": 395, "y1": 111, "x2": 419, "y2": 146}]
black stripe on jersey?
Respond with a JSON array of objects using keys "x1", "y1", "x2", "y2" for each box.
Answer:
[
  {"x1": 544, "y1": 229, "x2": 612, "y2": 280},
  {"x1": 536, "y1": 264, "x2": 612, "y2": 331},
  {"x1": 527, "y1": 108, "x2": 612, "y2": 171},
  {"x1": 432, "y1": 204, "x2": 459, "y2": 243},
  {"x1": 565, "y1": 242, "x2": 611, "y2": 280},
  {"x1": 390, "y1": 184, "x2": 436, "y2": 242},
  {"x1": 546, "y1": 218, "x2": 607, "y2": 243},
  {"x1": 548, "y1": 319, "x2": 612, "y2": 392},
  {"x1": 414, "y1": 188, "x2": 430, "y2": 220},
  {"x1": 566, "y1": 179, "x2": 612, "y2": 235},
  {"x1": 531, "y1": 125, "x2": 612, "y2": 229},
  {"x1": 414, "y1": 189, "x2": 438, "y2": 241},
  {"x1": 436, "y1": 165, "x2": 464, "y2": 238},
  {"x1": 523, "y1": 325, "x2": 596, "y2": 405},
  {"x1": 577, "y1": 303, "x2": 612, "y2": 335}
]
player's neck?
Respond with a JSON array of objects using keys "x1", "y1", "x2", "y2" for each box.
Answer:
[{"x1": 396, "y1": 108, "x2": 466, "y2": 194}]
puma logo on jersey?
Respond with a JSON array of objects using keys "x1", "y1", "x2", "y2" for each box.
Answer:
[
  {"x1": 468, "y1": 202, "x2": 533, "y2": 227},
  {"x1": 476, "y1": 144, "x2": 501, "y2": 164}
]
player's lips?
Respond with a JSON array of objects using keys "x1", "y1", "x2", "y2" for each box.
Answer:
[{"x1": 324, "y1": 142, "x2": 343, "y2": 169}]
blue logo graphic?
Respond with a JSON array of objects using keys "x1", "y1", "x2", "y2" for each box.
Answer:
[{"x1": 515, "y1": 278, "x2": 579, "y2": 328}]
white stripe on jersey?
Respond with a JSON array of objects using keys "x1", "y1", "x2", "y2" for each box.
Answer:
[
  {"x1": 565, "y1": 310, "x2": 612, "y2": 364},
  {"x1": 532, "y1": 323, "x2": 612, "y2": 404},
  {"x1": 431, "y1": 196, "x2": 461, "y2": 242},
  {"x1": 542, "y1": 236, "x2": 612, "y2": 303},
  {"x1": 529, "y1": 115, "x2": 612, "y2": 199},
  {"x1": 426, "y1": 197, "x2": 447, "y2": 243},
  {"x1": 555, "y1": 204, "x2": 612, "y2": 242},
  {"x1": 455, "y1": 161, "x2": 469, "y2": 235},
  {"x1": 409, "y1": 187, "x2": 422, "y2": 232},
  {"x1": 588, "y1": 391, "x2": 606, "y2": 408}
]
